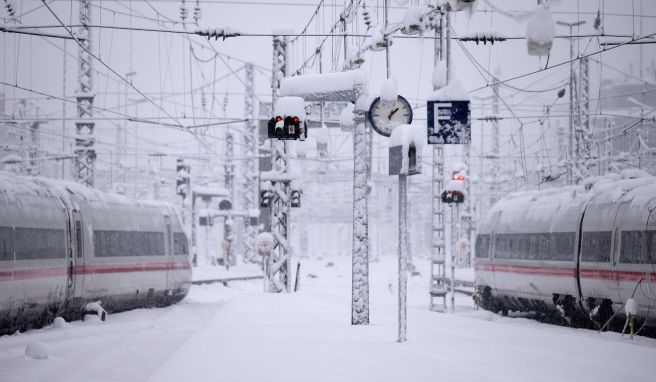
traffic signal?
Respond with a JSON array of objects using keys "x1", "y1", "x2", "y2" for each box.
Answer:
[
  {"x1": 176, "y1": 158, "x2": 190, "y2": 199},
  {"x1": 267, "y1": 115, "x2": 306, "y2": 140},
  {"x1": 290, "y1": 189, "x2": 301, "y2": 208},
  {"x1": 260, "y1": 190, "x2": 273, "y2": 208},
  {"x1": 441, "y1": 190, "x2": 465, "y2": 204}
]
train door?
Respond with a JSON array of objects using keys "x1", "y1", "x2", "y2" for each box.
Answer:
[
  {"x1": 164, "y1": 216, "x2": 172, "y2": 291},
  {"x1": 72, "y1": 211, "x2": 85, "y2": 298},
  {"x1": 610, "y1": 202, "x2": 630, "y2": 303},
  {"x1": 62, "y1": 206, "x2": 76, "y2": 303}
]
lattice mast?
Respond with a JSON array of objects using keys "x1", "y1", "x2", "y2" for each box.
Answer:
[
  {"x1": 575, "y1": 56, "x2": 591, "y2": 182},
  {"x1": 429, "y1": 9, "x2": 447, "y2": 311},
  {"x1": 267, "y1": 35, "x2": 292, "y2": 293},
  {"x1": 75, "y1": 0, "x2": 96, "y2": 187},
  {"x1": 490, "y1": 70, "x2": 500, "y2": 205},
  {"x1": 242, "y1": 63, "x2": 259, "y2": 262},
  {"x1": 224, "y1": 129, "x2": 235, "y2": 266}
]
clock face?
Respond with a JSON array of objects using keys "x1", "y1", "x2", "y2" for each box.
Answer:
[{"x1": 367, "y1": 95, "x2": 413, "y2": 137}]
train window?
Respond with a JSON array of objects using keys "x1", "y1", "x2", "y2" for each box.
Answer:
[
  {"x1": 494, "y1": 234, "x2": 511, "y2": 259},
  {"x1": 647, "y1": 231, "x2": 656, "y2": 263},
  {"x1": 581, "y1": 231, "x2": 612, "y2": 262},
  {"x1": 550, "y1": 232, "x2": 575, "y2": 261},
  {"x1": 173, "y1": 233, "x2": 189, "y2": 256},
  {"x1": 475, "y1": 235, "x2": 490, "y2": 258},
  {"x1": 94, "y1": 231, "x2": 165, "y2": 257},
  {"x1": 75, "y1": 221, "x2": 82, "y2": 258},
  {"x1": 620, "y1": 231, "x2": 644, "y2": 264},
  {"x1": 13, "y1": 228, "x2": 66, "y2": 260},
  {"x1": 0, "y1": 227, "x2": 14, "y2": 260}
]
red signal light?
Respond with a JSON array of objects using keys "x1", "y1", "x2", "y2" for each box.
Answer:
[
  {"x1": 276, "y1": 116, "x2": 283, "y2": 122},
  {"x1": 292, "y1": 116, "x2": 299, "y2": 124}
]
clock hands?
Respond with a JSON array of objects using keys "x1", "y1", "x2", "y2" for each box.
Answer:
[{"x1": 388, "y1": 107, "x2": 400, "y2": 120}]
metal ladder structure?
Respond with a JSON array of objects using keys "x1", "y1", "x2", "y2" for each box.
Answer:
[{"x1": 429, "y1": 10, "x2": 447, "y2": 312}]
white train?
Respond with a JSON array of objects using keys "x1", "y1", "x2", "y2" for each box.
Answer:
[
  {"x1": 0, "y1": 172, "x2": 191, "y2": 336},
  {"x1": 475, "y1": 171, "x2": 656, "y2": 329}
]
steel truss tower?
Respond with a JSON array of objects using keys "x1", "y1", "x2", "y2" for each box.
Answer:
[
  {"x1": 224, "y1": 129, "x2": 235, "y2": 266},
  {"x1": 75, "y1": 0, "x2": 96, "y2": 187},
  {"x1": 576, "y1": 56, "x2": 591, "y2": 182},
  {"x1": 266, "y1": 35, "x2": 292, "y2": 293},
  {"x1": 490, "y1": 71, "x2": 500, "y2": 205},
  {"x1": 242, "y1": 63, "x2": 259, "y2": 262},
  {"x1": 429, "y1": 10, "x2": 447, "y2": 311}
]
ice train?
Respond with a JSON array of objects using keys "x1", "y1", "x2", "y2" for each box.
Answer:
[
  {"x1": 0, "y1": 172, "x2": 191, "y2": 336},
  {"x1": 475, "y1": 171, "x2": 656, "y2": 329}
]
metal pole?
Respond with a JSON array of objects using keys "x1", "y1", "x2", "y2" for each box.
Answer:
[
  {"x1": 450, "y1": 204, "x2": 459, "y2": 313},
  {"x1": 268, "y1": 35, "x2": 292, "y2": 293},
  {"x1": 429, "y1": 8, "x2": 447, "y2": 312},
  {"x1": 74, "y1": 0, "x2": 95, "y2": 187},
  {"x1": 556, "y1": 20, "x2": 585, "y2": 185},
  {"x1": 384, "y1": 0, "x2": 390, "y2": 77},
  {"x1": 398, "y1": 174, "x2": 408, "y2": 342},
  {"x1": 61, "y1": 39, "x2": 67, "y2": 180},
  {"x1": 242, "y1": 63, "x2": 259, "y2": 263},
  {"x1": 352, "y1": 111, "x2": 370, "y2": 325},
  {"x1": 191, "y1": 192, "x2": 198, "y2": 267}
]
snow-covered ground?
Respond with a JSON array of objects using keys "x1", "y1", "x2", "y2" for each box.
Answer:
[{"x1": 1, "y1": 256, "x2": 655, "y2": 382}]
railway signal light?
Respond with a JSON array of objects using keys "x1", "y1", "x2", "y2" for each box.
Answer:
[
  {"x1": 441, "y1": 190, "x2": 465, "y2": 204},
  {"x1": 290, "y1": 189, "x2": 301, "y2": 208},
  {"x1": 267, "y1": 115, "x2": 306, "y2": 141},
  {"x1": 176, "y1": 158, "x2": 190, "y2": 199},
  {"x1": 260, "y1": 190, "x2": 273, "y2": 208}
]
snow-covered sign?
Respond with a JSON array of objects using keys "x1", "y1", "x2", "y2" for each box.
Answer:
[
  {"x1": 526, "y1": 5, "x2": 554, "y2": 56},
  {"x1": 426, "y1": 79, "x2": 470, "y2": 144},
  {"x1": 389, "y1": 124, "x2": 424, "y2": 176}
]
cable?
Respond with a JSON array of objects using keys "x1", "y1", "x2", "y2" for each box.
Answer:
[
  {"x1": 470, "y1": 32, "x2": 656, "y2": 93},
  {"x1": 41, "y1": 0, "x2": 185, "y2": 128}
]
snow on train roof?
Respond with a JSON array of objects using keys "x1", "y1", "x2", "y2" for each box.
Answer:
[
  {"x1": 485, "y1": 170, "x2": 656, "y2": 233},
  {"x1": 0, "y1": 171, "x2": 177, "y2": 214}
]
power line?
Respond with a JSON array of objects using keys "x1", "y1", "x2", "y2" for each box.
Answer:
[
  {"x1": 41, "y1": 0, "x2": 185, "y2": 128},
  {"x1": 470, "y1": 31, "x2": 656, "y2": 93}
]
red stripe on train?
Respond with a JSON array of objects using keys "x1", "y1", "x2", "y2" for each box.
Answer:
[
  {"x1": 0, "y1": 261, "x2": 191, "y2": 281},
  {"x1": 476, "y1": 263, "x2": 656, "y2": 281}
]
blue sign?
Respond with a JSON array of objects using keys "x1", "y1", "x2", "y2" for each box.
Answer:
[{"x1": 427, "y1": 100, "x2": 471, "y2": 144}]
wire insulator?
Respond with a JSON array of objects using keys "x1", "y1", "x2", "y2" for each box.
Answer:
[
  {"x1": 180, "y1": 0, "x2": 187, "y2": 22},
  {"x1": 361, "y1": 2, "x2": 371, "y2": 31},
  {"x1": 4, "y1": 0, "x2": 16, "y2": 17}
]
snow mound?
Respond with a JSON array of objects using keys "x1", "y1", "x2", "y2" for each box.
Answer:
[
  {"x1": 25, "y1": 342, "x2": 48, "y2": 360},
  {"x1": 625, "y1": 298, "x2": 638, "y2": 316},
  {"x1": 340, "y1": 103, "x2": 355, "y2": 128},
  {"x1": 380, "y1": 77, "x2": 398, "y2": 103},
  {"x1": 84, "y1": 301, "x2": 107, "y2": 321},
  {"x1": 432, "y1": 60, "x2": 447, "y2": 90},
  {"x1": 427, "y1": 79, "x2": 470, "y2": 101},
  {"x1": 526, "y1": 5, "x2": 554, "y2": 56},
  {"x1": 274, "y1": 96, "x2": 306, "y2": 120},
  {"x1": 52, "y1": 317, "x2": 71, "y2": 329}
]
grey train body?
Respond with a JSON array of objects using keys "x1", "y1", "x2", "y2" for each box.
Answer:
[
  {"x1": 0, "y1": 172, "x2": 191, "y2": 336},
  {"x1": 475, "y1": 172, "x2": 656, "y2": 329}
]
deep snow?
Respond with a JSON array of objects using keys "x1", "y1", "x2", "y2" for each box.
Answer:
[{"x1": 0, "y1": 256, "x2": 654, "y2": 382}]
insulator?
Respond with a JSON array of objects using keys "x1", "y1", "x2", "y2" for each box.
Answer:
[
  {"x1": 201, "y1": 92, "x2": 207, "y2": 109},
  {"x1": 193, "y1": 6, "x2": 201, "y2": 23},
  {"x1": 4, "y1": 0, "x2": 15, "y2": 17},
  {"x1": 361, "y1": 3, "x2": 371, "y2": 30},
  {"x1": 180, "y1": 0, "x2": 187, "y2": 21}
]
